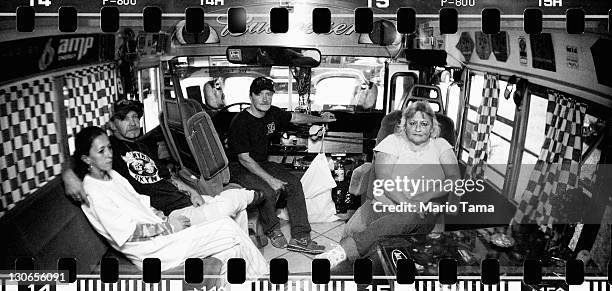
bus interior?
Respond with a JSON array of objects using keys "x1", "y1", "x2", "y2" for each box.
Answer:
[{"x1": 1, "y1": 1, "x2": 611, "y2": 282}]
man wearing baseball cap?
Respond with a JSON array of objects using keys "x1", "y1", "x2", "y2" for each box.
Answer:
[
  {"x1": 62, "y1": 99, "x2": 262, "y2": 235},
  {"x1": 228, "y1": 77, "x2": 336, "y2": 254}
]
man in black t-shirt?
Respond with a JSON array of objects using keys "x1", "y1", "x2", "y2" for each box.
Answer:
[
  {"x1": 63, "y1": 99, "x2": 259, "y2": 233},
  {"x1": 228, "y1": 77, "x2": 336, "y2": 254}
]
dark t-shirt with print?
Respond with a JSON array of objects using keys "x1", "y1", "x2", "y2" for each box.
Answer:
[
  {"x1": 229, "y1": 106, "x2": 292, "y2": 162},
  {"x1": 109, "y1": 135, "x2": 191, "y2": 215}
]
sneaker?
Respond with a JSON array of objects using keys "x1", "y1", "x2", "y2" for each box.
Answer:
[
  {"x1": 249, "y1": 228, "x2": 268, "y2": 249},
  {"x1": 314, "y1": 244, "x2": 347, "y2": 268},
  {"x1": 287, "y1": 237, "x2": 326, "y2": 255},
  {"x1": 266, "y1": 228, "x2": 288, "y2": 249}
]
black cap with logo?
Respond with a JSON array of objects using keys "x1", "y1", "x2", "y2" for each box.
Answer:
[
  {"x1": 249, "y1": 77, "x2": 275, "y2": 95},
  {"x1": 112, "y1": 99, "x2": 144, "y2": 120}
]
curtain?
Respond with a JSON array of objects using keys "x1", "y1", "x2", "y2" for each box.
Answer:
[
  {"x1": 514, "y1": 91, "x2": 586, "y2": 231},
  {"x1": 465, "y1": 73, "x2": 500, "y2": 179}
]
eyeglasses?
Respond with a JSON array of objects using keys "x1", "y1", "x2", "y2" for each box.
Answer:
[{"x1": 408, "y1": 120, "x2": 431, "y2": 128}]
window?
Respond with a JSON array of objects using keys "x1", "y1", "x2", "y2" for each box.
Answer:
[
  {"x1": 460, "y1": 73, "x2": 514, "y2": 191},
  {"x1": 180, "y1": 77, "x2": 210, "y2": 102},
  {"x1": 223, "y1": 76, "x2": 297, "y2": 111},
  {"x1": 173, "y1": 61, "x2": 306, "y2": 111},
  {"x1": 271, "y1": 68, "x2": 299, "y2": 110},
  {"x1": 310, "y1": 77, "x2": 360, "y2": 111},
  {"x1": 224, "y1": 76, "x2": 255, "y2": 106},
  {"x1": 514, "y1": 92, "x2": 606, "y2": 201},
  {"x1": 138, "y1": 67, "x2": 160, "y2": 133},
  {"x1": 433, "y1": 69, "x2": 462, "y2": 137},
  {"x1": 391, "y1": 74, "x2": 417, "y2": 110},
  {"x1": 443, "y1": 83, "x2": 461, "y2": 127},
  {"x1": 174, "y1": 57, "x2": 387, "y2": 112},
  {"x1": 313, "y1": 57, "x2": 385, "y2": 111}
]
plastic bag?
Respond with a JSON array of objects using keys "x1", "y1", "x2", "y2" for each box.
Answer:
[
  {"x1": 302, "y1": 153, "x2": 336, "y2": 199},
  {"x1": 278, "y1": 153, "x2": 340, "y2": 222}
]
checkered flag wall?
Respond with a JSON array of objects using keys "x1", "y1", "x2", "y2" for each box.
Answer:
[
  {"x1": 64, "y1": 63, "x2": 116, "y2": 154},
  {"x1": 513, "y1": 91, "x2": 586, "y2": 231},
  {"x1": 465, "y1": 73, "x2": 499, "y2": 180},
  {"x1": 0, "y1": 77, "x2": 61, "y2": 216}
]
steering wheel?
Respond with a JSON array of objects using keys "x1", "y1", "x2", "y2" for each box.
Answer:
[{"x1": 217, "y1": 102, "x2": 251, "y2": 113}]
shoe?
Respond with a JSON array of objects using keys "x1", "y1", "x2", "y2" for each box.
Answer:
[
  {"x1": 247, "y1": 190, "x2": 265, "y2": 208},
  {"x1": 249, "y1": 228, "x2": 268, "y2": 249},
  {"x1": 266, "y1": 228, "x2": 288, "y2": 249},
  {"x1": 287, "y1": 237, "x2": 326, "y2": 255},
  {"x1": 314, "y1": 244, "x2": 347, "y2": 268}
]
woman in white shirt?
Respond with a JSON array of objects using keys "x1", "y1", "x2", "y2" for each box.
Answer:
[
  {"x1": 73, "y1": 126, "x2": 267, "y2": 282},
  {"x1": 316, "y1": 101, "x2": 461, "y2": 267}
]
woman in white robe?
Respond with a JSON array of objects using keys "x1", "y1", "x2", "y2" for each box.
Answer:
[{"x1": 73, "y1": 126, "x2": 267, "y2": 283}]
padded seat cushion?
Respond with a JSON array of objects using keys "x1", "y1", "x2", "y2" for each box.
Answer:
[
  {"x1": 0, "y1": 179, "x2": 109, "y2": 273},
  {"x1": 1, "y1": 177, "x2": 225, "y2": 280}
]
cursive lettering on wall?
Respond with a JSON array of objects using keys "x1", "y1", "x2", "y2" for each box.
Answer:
[{"x1": 215, "y1": 16, "x2": 356, "y2": 37}]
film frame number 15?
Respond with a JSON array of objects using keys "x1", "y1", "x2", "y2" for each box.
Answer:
[{"x1": 366, "y1": 0, "x2": 389, "y2": 8}]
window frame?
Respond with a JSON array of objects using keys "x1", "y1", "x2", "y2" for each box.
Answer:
[
  {"x1": 137, "y1": 65, "x2": 162, "y2": 134},
  {"x1": 455, "y1": 67, "x2": 610, "y2": 201},
  {"x1": 438, "y1": 79, "x2": 463, "y2": 136},
  {"x1": 311, "y1": 74, "x2": 365, "y2": 110},
  {"x1": 512, "y1": 84, "x2": 608, "y2": 201},
  {"x1": 389, "y1": 71, "x2": 419, "y2": 111},
  {"x1": 459, "y1": 71, "x2": 518, "y2": 194}
]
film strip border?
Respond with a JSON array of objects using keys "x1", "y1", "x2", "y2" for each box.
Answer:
[
  {"x1": 1, "y1": 277, "x2": 612, "y2": 291},
  {"x1": 8, "y1": 257, "x2": 611, "y2": 287},
  {"x1": 9, "y1": 6, "x2": 612, "y2": 35}
]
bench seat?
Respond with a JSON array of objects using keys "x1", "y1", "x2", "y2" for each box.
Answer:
[{"x1": 0, "y1": 178, "x2": 223, "y2": 284}]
